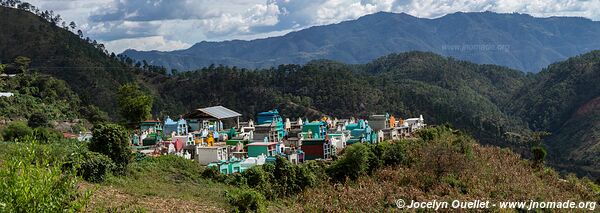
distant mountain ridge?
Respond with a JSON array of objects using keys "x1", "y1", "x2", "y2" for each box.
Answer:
[{"x1": 124, "y1": 11, "x2": 600, "y2": 72}]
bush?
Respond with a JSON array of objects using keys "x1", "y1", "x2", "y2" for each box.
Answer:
[
  {"x1": 295, "y1": 164, "x2": 318, "y2": 190},
  {"x1": 225, "y1": 188, "x2": 266, "y2": 213},
  {"x1": 0, "y1": 121, "x2": 33, "y2": 141},
  {"x1": 27, "y1": 112, "x2": 49, "y2": 128},
  {"x1": 0, "y1": 140, "x2": 90, "y2": 212},
  {"x1": 273, "y1": 156, "x2": 298, "y2": 196},
  {"x1": 327, "y1": 143, "x2": 373, "y2": 182},
  {"x1": 202, "y1": 166, "x2": 224, "y2": 180},
  {"x1": 89, "y1": 123, "x2": 131, "y2": 172},
  {"x1": 32, "y1": 127, "x2": 63, "y2": 143},
  {"x1": 79, "y1": 151, "x2": 115, "y2": 183},
  {"x1": 243, "y1": 166, "x2": 272, "y2": 197},
  {"x1": 224, "y1": 173, "x2": 248, "y2": 187},
  {"x1": 237, "y1": 159, "x2": 321, "y2": 200},
  {"x1": 531, "y1": 146, "x2": 547, "y2": 163},
  {"x1": 382, "y1": 141, "x2": 409, "y2": 166}
]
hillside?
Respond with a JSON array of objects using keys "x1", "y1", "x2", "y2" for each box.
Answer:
[
  {"x1": 2, "y1": 126, "x2": 592, "y2": 212},
  {"x1": 150, "y1": 53, "x2": 529, "y2": 149},
  {"x1": 286, "y1": 127, "x2": 600, "y2": 211},
  {"x1": 509, "y1": 51, "x2": 600, "y2": 176},
  {"x1": 123, "y1": 11, "x2": 600, "y2": 72},
  {"x1": 0, "y1": 7, "x2": 137, "y2": 117},
  {"x1": 1, "y1": 5, "x2": 599, "y2": 178},
  {"x1": 0, "y1": 71, "x2": 84, "y2": 121}
]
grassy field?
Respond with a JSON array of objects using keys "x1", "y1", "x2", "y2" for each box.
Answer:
[{"x1": 85, "y1": 155, "x2": 234, "y2": 212}]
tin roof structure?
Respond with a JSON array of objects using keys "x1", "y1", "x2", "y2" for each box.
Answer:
[{"x1": 185, "y1": 106, "x2": 242, "y2": 120}]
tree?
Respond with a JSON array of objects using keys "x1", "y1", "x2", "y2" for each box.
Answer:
[
  {"x1": 531, "y1": 146, "x2": 547, "y2": 166},
  {"x1": 273, "y1": 156, "x2": 297, "y2": 196},
  {"x1": 69, "y1": 21, "x2": 76, "y2": 31},
  {"x1": 116, "y1": 83, "x2": 153, "y2": 125},
  {"x1": 326, "y1": 143, "x2": 373, "y2": 182},
  {"x1": 27, "y1": 112, "x2": 49, "y2": 128},
  {"x1": 14, "y1": 56, "x2": 31, "y2": 72},
  {"x1": 89, "y1": 124, "x2": 131, "y2": 171}
]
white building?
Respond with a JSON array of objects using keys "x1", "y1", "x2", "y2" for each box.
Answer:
[
  {"x1": 0, "y1": 92, "x2": 14, "y2": 97},
  {"x1": 196, "y1": 146, "x2": 228, "y2": 165},
  {"x1": 404, "y1": 115, "x2": 426, "y2": 132}
]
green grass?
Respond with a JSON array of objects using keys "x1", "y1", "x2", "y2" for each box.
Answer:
[{"x1": 88, "y1": 155, "x2": 236, "y2": 212}]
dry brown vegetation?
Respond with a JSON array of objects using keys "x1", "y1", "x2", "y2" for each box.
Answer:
[{"x1": 284, "y1": 130, "x2": 600, "y2": 212}]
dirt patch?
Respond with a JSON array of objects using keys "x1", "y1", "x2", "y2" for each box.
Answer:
[{"x1": 574, "y1": 96, "x2": 600, "y2": 117}]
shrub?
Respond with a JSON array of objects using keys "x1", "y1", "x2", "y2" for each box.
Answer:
[
  {"x1": 441, "y1": 174, "x2": 468, "y2": 194},
  {"x1": 202, "y1": 166, "x2": 223, "y2": 180},
  {"x1": 89, "y1": 123, "x2": 131, "y2": 172},
  {"x1": 531, "y1": 146, "x2": 547, "y2": 163},
  {"x1": 225, "y1": 188, "x2": 266, "y2": 213},
  {"x1": 224, "y1": 173, "x2": 248, "y2": 187},
  {"x1": 273, "y1": 156, "x2": 297, "y2": 196},
  {"x1": 243, "y1": 166, "x2": 272, "y2": 197},
  {"x1": 327, "y1": 143, "x2": 373, "y2": 182},
  {"x1": 295, "y1": 164, "x2": 318, "y2": 190},
  {"x1": 0, "y1": 121, "x2": 33, "y2": 141},
  {"x1": 27, "y1": 112, "x2": 49, "y2": 128},
  {"x1": 79, "y1": 151, "x2": 115, "y2": 183},
  {"x1": 381, "y1": 140, "x2": 409, "y2": 166},
  {"x1": 0, "y1": 140, "x2": 90, "y2": 212},
  {"x1": 32, "y1": 127, "x2": 62, "y2": 143}
]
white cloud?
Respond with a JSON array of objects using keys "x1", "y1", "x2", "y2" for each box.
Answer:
[
  {"x1": 102, "y1": 36, "x2": 191, "y2": 53},
  {"x1": 24, "y1": 0, "x2": 600, "y2": 53}
]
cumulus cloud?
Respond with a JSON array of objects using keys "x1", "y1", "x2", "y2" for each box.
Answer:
[
  {"x1": 25, "y1": 0, "x2": 600, "y2": 53},
  {"x1": 102, "y1": 36, "x2": 191, "y2": 53}
]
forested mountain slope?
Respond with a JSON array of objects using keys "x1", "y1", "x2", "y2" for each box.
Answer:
[
  {"x1": 509, "y1": 51, "x2": 600, "y2": 176},
  {"x1": 0, "y1": 7, "x2": 137, "y2": 116}
]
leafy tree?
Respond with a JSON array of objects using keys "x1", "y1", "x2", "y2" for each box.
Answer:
[
  {"x1": 116, "y1": 83, "x2": 153, "y2": 125},
  {"x1": 531, "y1": 146, "x2": 547, "y2": 165},
  {"x1": 273, "y1": 156, "x2": 297, "y2": 196},
  {"x1": 242, "y1": 166, "x2": 271, "y2": 197},
  {"x1": 294, "y1": 164, "x2": 318, "y2": 190},
  {"x1": 89, "y1": 123, "x2": 131, "y2": 171},
  {"x1": 27, "y1": 112, "x2": 49, "y2": 128},
  {"x1": 14, "y1": 56, "x2": 31, "y2": 72},
  {"x1": 68, "y1": 21, "x2": 76, "y2": 31},
  {"x1": 381, "y1": 141, "x2": 409, "y2": 166},
  {"x1": 327, "y1": 143, "x2": 374, "y2": 182},
  {"x1": 1, "y1": 121, "x2": 33, "y2": 141},
  {"x1": 78, "y1": 151, "x2": 115, "y2": 183}
]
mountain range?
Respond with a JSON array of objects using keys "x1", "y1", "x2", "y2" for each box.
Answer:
[
  {"x1": 1, "y1": 6, "x2": 599, "y2": 178},
  {"x1": 124, "y1": 11, "x2": 600, "y2": 73}
]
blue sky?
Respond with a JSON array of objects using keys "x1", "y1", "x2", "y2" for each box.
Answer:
[{"x1": 27, "y1": 0, "x2": 600, "y2": 53}]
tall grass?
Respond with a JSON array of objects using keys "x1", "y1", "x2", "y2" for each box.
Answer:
[{"x1": 0, "y1": 137, "x2": 91, "y2": 212}]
